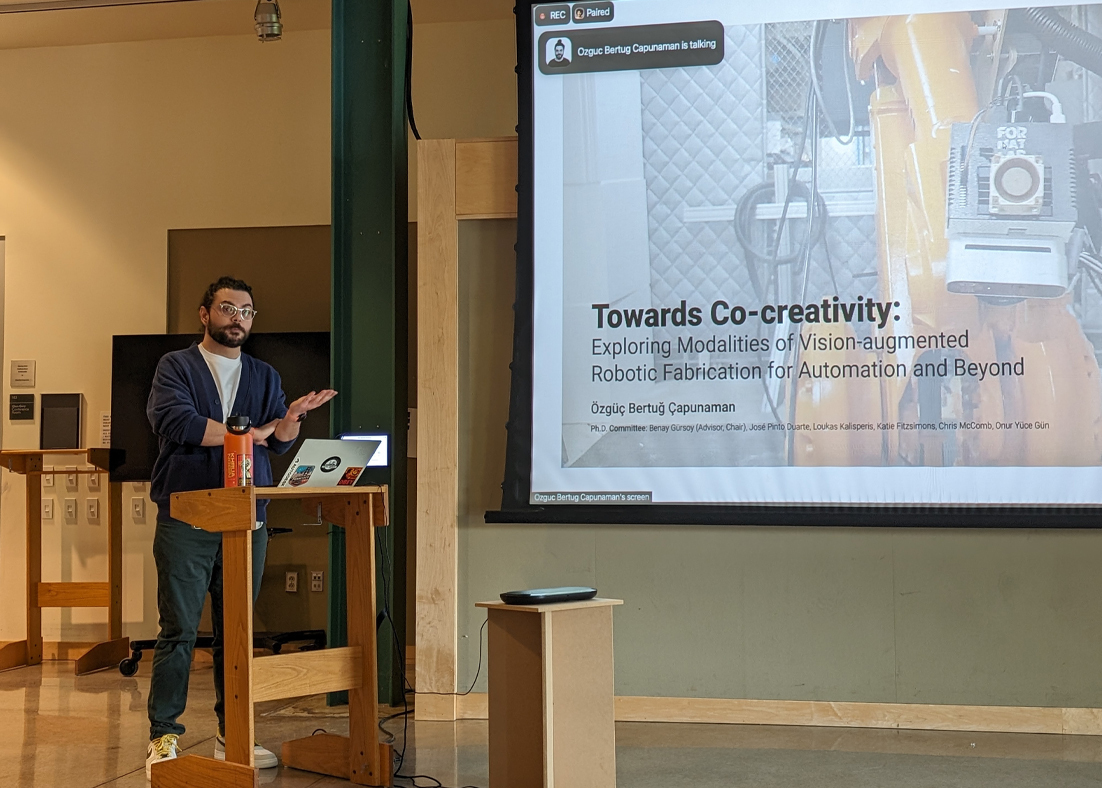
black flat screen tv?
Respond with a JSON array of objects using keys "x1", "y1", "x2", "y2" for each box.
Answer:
[{"x1": 110, "y1": 332, "x2": 331, "y2": 483}]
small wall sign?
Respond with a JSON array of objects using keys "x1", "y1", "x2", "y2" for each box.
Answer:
[
  {"x1": 9, "y1": 394, "x2": 34, "y2": 421},
  {"x1": 10, "y1": 360, "x2": 35, "y2": 388}
]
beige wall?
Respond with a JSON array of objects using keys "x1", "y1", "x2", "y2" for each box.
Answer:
[
  {"x1": 0, "y1": 29, "x2": 331, "y2": 643},
  {"x1": 0, "y1": 10, "x2": 517, "y2": 646},
  {"x1": 408, "y1": 18, "x2": 518, "y2": 219},
  {"x1": 167, "y1": 225, "x2": 331, "y2": 334}
]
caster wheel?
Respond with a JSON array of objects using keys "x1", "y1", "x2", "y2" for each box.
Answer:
[{"x1": 119, "y1": 658, "x2": 139, "y2": 677}]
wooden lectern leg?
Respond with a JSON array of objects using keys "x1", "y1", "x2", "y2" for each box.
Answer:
[
  {"x1": 282, "y1": 734, "x2": 394, "y2": 784},
  {"x1": 74, "y1": 637, "x2": 130, "y2": 676},
  {"x1": 221, "y1": 531, "x2": 255, "y2": 768},
  {"x1": 379, "y1": 742, "x2": 394, "y2": 779},
  {"x1": 0, "y1": 641, "x2": 28, "y2": 672},
  {"x1": 346, "y1": 503, "x2": 390, "y2": 786},
  {"x1": 151, "y1": 754, "x2": 258, "y2": 788},
  {"x1": 282, "y1": 733, "x2": 350, "y2": 779},
  {"x1": 108, "y1": 482, "x2": 124, "y2": 642},
  {"x1": 25, "y1": 455, "x2": 43, "y2": 666},
  {"x1": 72, "y1": 482, "x2": 130, "y2": 676}
]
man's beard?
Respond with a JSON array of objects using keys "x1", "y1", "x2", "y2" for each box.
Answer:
[{"x1": 210, "y1": 324, "x2": 249, "y2": 348}]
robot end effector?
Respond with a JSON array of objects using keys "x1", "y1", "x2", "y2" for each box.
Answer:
[
  {"x1": 945, "y1": 118, "x2": 1079, "y2": 300},
  {"x1": 944, "y1": 9, "x2": 1102, "y2": 301}
]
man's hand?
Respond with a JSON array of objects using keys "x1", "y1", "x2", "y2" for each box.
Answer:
[
  {"x1": 287, "y1": 390, "x2": 339, "y2": 421},
  {"x1": 273, "y1": 390, "x2": 338, "y2": 443},
  {"x1": 250, "y1": 421, "x2": 278, "y2": 447}
]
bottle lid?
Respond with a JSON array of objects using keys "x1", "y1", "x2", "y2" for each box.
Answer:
[{"x1": 226, "y1": 415, "x2": 252, "y2": 434}]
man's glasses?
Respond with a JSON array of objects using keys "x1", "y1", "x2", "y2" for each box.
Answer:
[{"x1": 217, "y1": 302, "x2": 258, "y2": 321}]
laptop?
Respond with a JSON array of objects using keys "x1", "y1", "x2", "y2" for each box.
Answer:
[{"x1": 278, "y1": 438, "x2": 382, "y2": 488}]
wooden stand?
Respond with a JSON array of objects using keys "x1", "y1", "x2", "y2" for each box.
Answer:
[
  {"x1": 476, "y1": 597, "x2": 622, "y2": 788},
  {"x1": 0, "y1": 449, "x2": 129, "y2": 676},
  {"x1": 152, "y1": 485, "x2": 392, "y2": 788}
]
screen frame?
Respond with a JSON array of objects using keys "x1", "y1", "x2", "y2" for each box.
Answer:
[
  {"x1": 500, "y1": 0, "x2": 540, "y2": 511},
  {"x1": 493, "y1": 0, "x2": 1102, "y2": 527}
]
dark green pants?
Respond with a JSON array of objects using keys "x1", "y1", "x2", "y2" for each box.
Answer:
[{"x1": 148, "y1": 521, "x2": 267, "y2": 740}]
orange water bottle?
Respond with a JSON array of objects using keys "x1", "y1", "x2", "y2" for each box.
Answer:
[{"x1": 224, "y1": 415, "x2": 254, "y2": 487}]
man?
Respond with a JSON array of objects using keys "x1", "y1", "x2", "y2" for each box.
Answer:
[
  {"x1": 547, "y1": 38, "x2": 571, "y2": 67},
  {"x1": 144, "y1": 276, "x2": 336, "y2": 778}
]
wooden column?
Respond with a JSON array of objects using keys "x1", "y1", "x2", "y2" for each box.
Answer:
[
  {"x1": 415, "y1": 137, "x2": 518, "y2": 720},
  {"x1": 416, "y1": 138, "x2": 460, "y2": 718}
]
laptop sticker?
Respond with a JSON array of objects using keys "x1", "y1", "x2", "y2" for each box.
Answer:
[
  {"x1": 289, "y1": 465, "x2": 315, "y2": 487},
  {"x1": 337, "y1": 467, "x2": 364, "y2": 486}
]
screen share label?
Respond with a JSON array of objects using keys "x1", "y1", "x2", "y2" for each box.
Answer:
[{"x1": 538, "y1": 21, "x2": 725, "y2": 75}]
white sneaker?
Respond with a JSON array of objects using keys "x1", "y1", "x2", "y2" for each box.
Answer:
[
  {"x1": 145, "y1": 734, "x2": 179, "y2": 780},
  {"x1": 215, "y1": 733, "x2": 278, "y2": 769}
]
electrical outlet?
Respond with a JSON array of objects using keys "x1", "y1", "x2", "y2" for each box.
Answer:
[
  {"x1": 88, "y1": 473, "x2": 100, "y2": 490},
  {"x1": 311, "y1": 571, "x2": 324, "y2": 592},
  {"x1": 43, "y1": 473, "x2": 54, "y2": 488},
  {"x1": 66, "y1": 466, "x2": 78, "y2": 489},
  {"x1": 131, "y1": 498, "x2": 145, "y2": 520},
  {"x1": 63, "y1": 498, "x2": 77, "y2": 522},
  {"x1": 86, "y1": 498, "x2": 99, "y2": 520},
  {"x1": 42, "y1": 498, "x2": 54, "y2": 520},
  {"x1": 285, "y1": 571, "x2": 298, "y2": 593}
]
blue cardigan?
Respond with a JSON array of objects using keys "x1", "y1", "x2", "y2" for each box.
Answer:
[{"x1": 147, "y1": 344, "x2": 294, "y2": 524}]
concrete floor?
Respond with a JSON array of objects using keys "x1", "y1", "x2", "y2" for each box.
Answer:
[{"x1": 4, "y1": 662, "x2": 1102, "y2": 787}]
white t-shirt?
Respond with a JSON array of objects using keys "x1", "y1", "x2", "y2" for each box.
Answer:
[{"x1": 198, "y1": 345, "x2": 243, "y2": 423}]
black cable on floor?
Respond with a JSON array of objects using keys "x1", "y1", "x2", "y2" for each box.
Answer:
[{"x1": 375, "y1": 526, "x2": 484, "y2": 788}]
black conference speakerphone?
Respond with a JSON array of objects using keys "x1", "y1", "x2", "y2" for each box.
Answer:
[{"x1": 500, "y1": 586, "x2": 598, "y2": 605}]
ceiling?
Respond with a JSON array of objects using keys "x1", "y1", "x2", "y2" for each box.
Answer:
[{"x1": 0, "y1": 0, "x2": 513, "y2": 51}]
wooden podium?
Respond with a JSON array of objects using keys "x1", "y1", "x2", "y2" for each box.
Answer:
[
  {"x1": 476, "y1": 597, "x2": 622, "y2": 788},
  {"x1": 152, "y1": 485, "x2": 393, "y2": 788},
  {"x1": 0, "y1": 449, "x2": 130, "y2": 675}
]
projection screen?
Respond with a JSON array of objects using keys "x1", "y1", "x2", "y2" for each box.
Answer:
[{"x1": 501, "y1": 0, "x2": 1102, "y2": 517}]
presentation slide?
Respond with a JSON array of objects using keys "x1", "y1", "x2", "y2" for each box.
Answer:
[{"x1": 527, "y1": 0, "x2": 1102, "y2": 506}]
